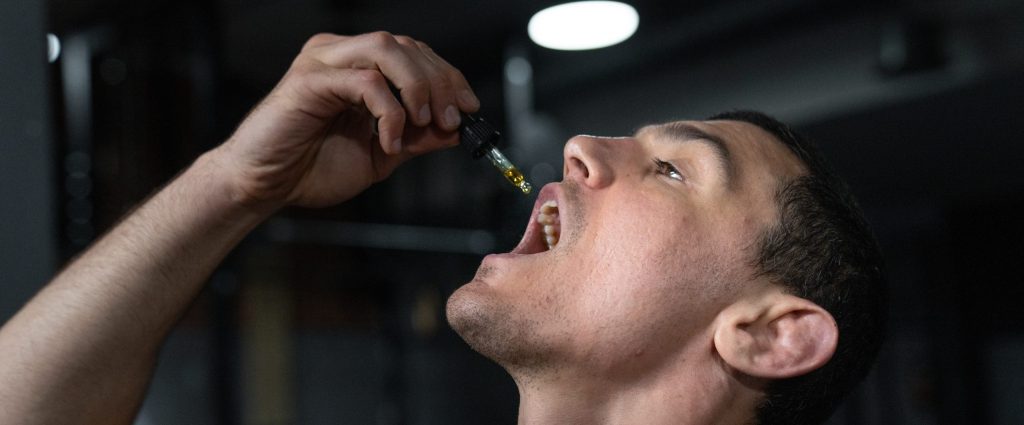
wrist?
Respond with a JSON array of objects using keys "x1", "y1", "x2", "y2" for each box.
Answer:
[{"x1": 187, "y1": 146, "x2": 284, "y2": 225}]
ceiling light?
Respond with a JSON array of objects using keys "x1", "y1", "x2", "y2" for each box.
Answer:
[
  {"x1": 528, "y1": 1, "x2": 639, "y2": 51},
  {"x1": 47, "y1": 33, "x2": 61, "y2": 63}
]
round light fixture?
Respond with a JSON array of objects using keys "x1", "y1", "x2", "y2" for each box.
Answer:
[{"x1": 528, "y1": 1, "x2": 639, "y2": 51}]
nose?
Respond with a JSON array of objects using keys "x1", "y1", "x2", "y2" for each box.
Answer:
[{"x1": 563, "y1": 135, "x2": 617, "y2": 189}]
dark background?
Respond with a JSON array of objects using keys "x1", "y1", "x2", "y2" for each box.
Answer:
[{"x1": 3, "y1": 0, "x2": 1024, "y2": 424}]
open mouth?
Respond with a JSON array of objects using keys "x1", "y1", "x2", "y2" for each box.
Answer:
[{"x1": 511, "y1": 184, "x2": 563, "y2": 255}]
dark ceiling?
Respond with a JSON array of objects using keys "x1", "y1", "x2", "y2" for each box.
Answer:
[
  {"x1": 46, "y1": 0, "x2": 1024, "y2": 107},
  {"x1": 48, "y1": 0, "x2": 895, "y2": 100},
  {"x1": 44, "y1": 0, "x2": 1024, "y2": 188},
  {"x1": 42, "y1": 0, "x2": 1024, "y2": 223}
]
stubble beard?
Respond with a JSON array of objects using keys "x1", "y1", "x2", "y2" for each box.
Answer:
[
  {"x1": 445, "y1": 181, "x2": 585, "y2": 375},
  {"x1": 445, "y1": 269, "x2": 543, "y2": 370}
]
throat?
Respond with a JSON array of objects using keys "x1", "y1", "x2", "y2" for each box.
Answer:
[{"x1": 511, "y1": 351, "x2": 755, "y2": 425}]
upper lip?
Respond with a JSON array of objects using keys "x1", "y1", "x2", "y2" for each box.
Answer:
[{"x1": 511, "y1": 182, "x2": 564, "y2": 255}]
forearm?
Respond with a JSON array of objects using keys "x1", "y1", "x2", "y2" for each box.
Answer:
[
  {"x1": 0, "y1": 147, "x2": 269, "y2": 424},
  {"x1": 0, "y1": 31, "x2": 477, "y2": 424}
]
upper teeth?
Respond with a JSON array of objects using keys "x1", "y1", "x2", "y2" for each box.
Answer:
[{"x1": 536, "y1": 200, "x2": 560, "y2": 250}]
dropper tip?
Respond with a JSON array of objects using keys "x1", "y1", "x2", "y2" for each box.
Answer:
[{"x1": 519, "y1": 181, "x2": 533, "y2": 195}]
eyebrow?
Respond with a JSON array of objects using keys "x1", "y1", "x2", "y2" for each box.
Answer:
[{"x1": 646, "y1": 122, "x2": 735, "y2": 185}]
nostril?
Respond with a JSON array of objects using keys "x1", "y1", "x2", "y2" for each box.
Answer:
[
  {"x1": 570, "y1": 157, "x2": 589, "y2": 179},
  {"x1": 563, "y1": 135, "x2": 615, "y2": 189}
]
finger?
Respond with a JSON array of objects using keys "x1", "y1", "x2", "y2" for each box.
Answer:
[
  {"x1": 395, "y1": 38, "x2": 461, "y2": 131},
  {"x1": 354, "y1": 70, "x2": 408, "y2": 155},
  {"x1": 370, "y1": 124, "x2": 459, "y2": 180},
  {"x1": 297, "y1": 67, "x2": 407, "y2": 154},
  {"x1": 416, "y1": 41, "x2": 480, "y2": 113},
  {"x1": 310, "y1": 32, "x2": 434, "y2": 127},
  {"x1": 399, "y1": 122, "x2": 461, "y2": 156},
  {"x1": 301, "y1": 32, "x2": 349, "y2": 52},
  {"x1": 393, "y1": 37, "x2": 436, "y2": 127},
  {"x1": 366, "y1": 122, "x2": 463, "y2": 184}
]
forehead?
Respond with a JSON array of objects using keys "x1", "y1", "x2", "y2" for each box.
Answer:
[{"x1": 638, "y1": 119, "x2": 807, "y2": 184}]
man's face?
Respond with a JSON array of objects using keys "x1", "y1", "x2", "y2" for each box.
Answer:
[{"x1": 446, "y1": 119, "x2": 807, "y2": 377}]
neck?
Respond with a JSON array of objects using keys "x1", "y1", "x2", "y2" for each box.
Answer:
[{"x1": 511, "y1": 350, "x2": 760, "y2": 425}]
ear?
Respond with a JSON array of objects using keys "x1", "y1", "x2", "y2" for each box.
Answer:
[{"x1": 713, "y1": 291, "x2": 838, "y2": 379}]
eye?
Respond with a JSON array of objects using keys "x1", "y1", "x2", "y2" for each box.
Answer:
[{"x1": 653, "y1": 158, "x2": 684, "y2": 182}]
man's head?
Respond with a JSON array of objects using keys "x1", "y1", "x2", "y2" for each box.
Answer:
[
  {"x1": 446, "y1": 110, "x2": 886, "y2": 424},
  {"x1": 710, "y1": 110, "x2": 887, "y2": 424}
]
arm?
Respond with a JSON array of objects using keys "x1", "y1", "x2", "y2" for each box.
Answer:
[
  {"x1": 0, "y1": 151, "x2": 264, "y2": 423},
  {"x1": 0, "y1": 32, "x2": 478, "y2": 424}
]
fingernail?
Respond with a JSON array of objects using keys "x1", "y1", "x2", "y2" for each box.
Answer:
[
  {"x1": 391, "y1": 138, "x2": 402, "y2": 153},
  {"x1": 444, "y1": 105, "x2": 461, "y2": 128},
  {"x1": 458, "y1": 89, "x2": 479, "y2": 108},
  {"x1": 418, "y1": 105, "x2": 431, "y2": 124}
]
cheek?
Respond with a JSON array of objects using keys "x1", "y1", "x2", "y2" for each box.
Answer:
[
  {"x1": 587, "y1": 206, "x2": 675, "y2": 265},
  {"x1": 577, "y1": 207, "x2": 706, "y2": 308},
  {"x1": 606, "y1": 205, "x2": 704, "y2": 267}
]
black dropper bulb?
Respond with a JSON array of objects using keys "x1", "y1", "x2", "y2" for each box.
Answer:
[{"x1": 457, "y1": 113, "x2": 532, "y2": 194}]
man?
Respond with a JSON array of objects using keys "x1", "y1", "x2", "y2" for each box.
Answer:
[
  {"x1": 447, "y1": 110, "x2": 887, "y2": 424},
  {"x1": 0, "y1": 32, "x2": 885, "y2": 424}
]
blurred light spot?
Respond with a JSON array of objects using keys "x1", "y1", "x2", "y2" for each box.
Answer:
[
  {"x1": 47, "y1": 33, "x2": 60, "y2": 63},
  {"x1": 530, "y1": 162, "x2": 557, "y2": 185},
  {"x1": 468, "y1": 230, "x2": 496, "y2": 254},
  {"x1": 528, "y1": 1, "x2": 639, "y2": 51},
  {"x1": 411, "y1": 287, "x2": 440, "y2": 338},
  {"x1": 505, "y1": 56, "x2": 533, "y2": 86}
]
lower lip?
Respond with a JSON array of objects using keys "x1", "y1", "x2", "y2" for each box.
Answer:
[
  {"x1": 483, "y1": 252, "x2": 523, "y2": 262},
  {"x1": 481, "y1": 251, "x2": 544, "y2": 267}
]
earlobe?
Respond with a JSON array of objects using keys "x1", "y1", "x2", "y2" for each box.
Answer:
[{"x1": 714, "y1": 293, "x2": 838, "y2": 379}]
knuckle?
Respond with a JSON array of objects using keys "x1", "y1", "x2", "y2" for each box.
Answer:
[
  {"x1": 364, "y1": 31, "x2": 396, "y2": 48},
  {"x1": 431, "y1": 75, "x2": 454, "y2": 92},
  {"x1": 355, "y1": 69, "x2": 386, "y2": 86},
  {"x1": 406, "y1": 78, "x2": 431, "y2": 93},
  {"x1": 287, "y1": 57, "x2": 319, "y2": 78},
  {"x1": 394, "y1": 35, "x2": 418, "y2": 46},
  {"x1": 303, "y1": 32, "x2": 336, "y2": 50}
]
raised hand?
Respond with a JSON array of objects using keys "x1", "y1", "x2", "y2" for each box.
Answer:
[{"x1": 214, "y1": 32, "x2": 480, "y2": 211}]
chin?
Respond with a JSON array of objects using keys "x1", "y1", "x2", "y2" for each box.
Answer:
[
  {"x1": 443, "y1": 181, "x2": 574, "y2": 370},
  {"x1": 446, "y1": 283, "x2": 507, "y2": 355},
  {"x1": 445, "y1": 282, "x2": 538, "y2": 369}
]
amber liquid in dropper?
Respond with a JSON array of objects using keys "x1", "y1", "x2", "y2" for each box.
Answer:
[
  {"x1": 483, "y1": 145, "x2": 533, "y2": 194},
  {"x1": 503, "y1": 167, "x2": 532, "y2": 194}
]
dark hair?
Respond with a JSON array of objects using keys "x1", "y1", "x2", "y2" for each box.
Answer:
[{"x1": 708, "y1": 110, "x2": 887, "y2": 425}]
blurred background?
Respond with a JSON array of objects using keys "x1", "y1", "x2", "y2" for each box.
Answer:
[{"x1": 3, "y1": 0, "x2": 1024, "y2": 423}]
